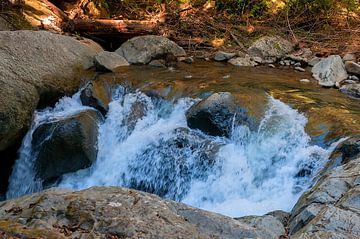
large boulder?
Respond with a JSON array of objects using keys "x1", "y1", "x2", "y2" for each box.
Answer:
[
  {"x1": 0, "y1": 186, "x2": 285, "y2": 238},
  {"x1": 115, "y1": 35, "x2": 186, "y2": 65},
  {"x1": 0, "y1": 30, "x2": 101, "y2": 152},
  {"x1": 311, "y1": 55, "x2": 348, "y2": 87},
  {"x1": 248, "y1": 36, "x2": 293, "y2": 63},
  {"x1": 32, "y1": 109, "x2": 103, "y2": 185},
  {"x1": 186, "y1": 92, "x2": 254, "y2": 137}
]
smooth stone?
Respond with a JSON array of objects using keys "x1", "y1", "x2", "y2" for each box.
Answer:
[
  {"x1": 248, "y1": 36, "x2": 293, "y2": 60},
  {"x1": 300, "y1": 79, "x2": 310, "y2": 83},
  {"x1": 149, "y1": 59, "x2": 166, "y2": 68},
  {"x1": 295, "y1": 66, "x2": 306, "y2": 72},
  {"x1": 214, "y1": 51, "x2": 236, "y2": 61},
  {"x1": 345, "y1": 61, "x2": 360, "y2": 76},
  {"x1": 312, "y1": 55, "x2": 348, "y2": 87},
  {"x1": 228, "y1": 55, "x2": 257, "y2": 67},
  {"x1": 94, "y1": 51, "x2": 129, "y2": 72}
]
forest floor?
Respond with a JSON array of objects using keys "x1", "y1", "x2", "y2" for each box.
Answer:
[{"x1": 1, "y1": 0, "x2": 359, "y2": 58}]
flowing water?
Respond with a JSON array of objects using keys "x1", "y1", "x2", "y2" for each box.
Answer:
[{"x1": 6, "y1": 62, "x2": 360, "y2": 217}]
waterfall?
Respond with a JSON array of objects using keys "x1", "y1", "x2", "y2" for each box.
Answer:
[{"x1": 6, "y1": 86, "x2": 335, "y2": 217}]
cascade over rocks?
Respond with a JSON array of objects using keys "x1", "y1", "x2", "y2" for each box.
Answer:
[
  {"x1": 32, "y1": 109, "x2": 103, "y2": 185},
  {"x1": 115, "y1": 35, "x2": 186, "y2": 65},
  {"x1": 0, "y1": 30, "x2": 101, "y2": 153},
  {"x1": 311, "y1": 55, "x2": 348, "y2": 87},
  {"x1": 186, "y1": 92, "x2": 254, "y2": 137},
  {"x1": 248, "y1": 36, "x2": 293, "y2": 63},
  {"x1": 0, "y1": 186, "x2": 287, "y2": 239}
]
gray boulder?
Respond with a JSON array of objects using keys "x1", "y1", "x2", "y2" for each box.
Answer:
[
  {"x1": 345, "y1": 61, "x2": 360, "y2": 76},
  {"x1": 308, "y1": 57, "x2": 321, "y2": 67},
  {"x1": 32, "y1": 109, "x2": 103, "y2": 185},
  {"x1": 115, "y1": 35, "x2": 186, "y2": 65},
  {"x1": 94, "y1": 51, "x2": 129, "y2": 72},
  {"x1": 311, "y1": 55, "x2": 348, "y2": 87},
  {"x1": 340, "y1": 83, "x2": 360, "y2": 98},
  {"x1": 0, "y1": 186, "x2": 284, "y2": 238},
  {"x1": 186, "y1": 92, "x2": 254, "y2": 137},
  {"x1": 214, "y1": 51, "x2": 236, "y2": 61},
  {"x1": 248, "y1": 36, "x2": 293, "y2": 62},
  {"x1": 0, "y1": 30, "x2": 101, "y2": 152}
]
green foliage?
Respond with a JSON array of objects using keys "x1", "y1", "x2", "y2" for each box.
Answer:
[
  {"x1": 215, "y1": 0, "x2": 269, "y2": 18},
  {"x1": 285, "y1": 0, "x2": 360, "y2": 17}
]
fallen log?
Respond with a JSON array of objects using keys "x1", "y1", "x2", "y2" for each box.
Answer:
[{"x1": 62, "y1": 19, "x2": 158, "y2": 37}]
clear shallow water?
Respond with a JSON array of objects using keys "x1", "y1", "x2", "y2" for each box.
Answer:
[{"x1": 7, "y1": 85, "x2": 336, "y2": 217}]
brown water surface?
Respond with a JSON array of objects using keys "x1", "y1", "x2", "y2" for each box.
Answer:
[{"x1": 97, "y1": 61, "x2": 360, "y2": 144}]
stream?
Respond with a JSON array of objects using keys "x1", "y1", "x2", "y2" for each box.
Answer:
[{"x1": 6, "y1": 62, "x2": 360, "y2": 217}]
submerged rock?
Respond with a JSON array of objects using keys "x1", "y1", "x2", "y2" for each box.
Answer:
[
  {"x1": 127, "y1": 127, "x2": 222, "y2": 200},
  {"x1": 0, "y1": 186, "x2": 284, "y2": 239},
  {"x1": 311, "y1": 55, "x2": 348, "y2": 87},
  {"x1": 340, "y1": 83, "x2": 360, "y2": 98},
  {"x1": 80, "y1": 81, "x2": 112, "y2": 116},
  {"x1": 94, "y1": 51, "x2": 129, "y2": 72},
  {"x1": 115, "y1": 35, "x2": 186, "y2": 65},
  {"x1": 32, "y1": 109, "x2": 103, "y2": 185},
  {"x1": 186, "y1": 92, "x2": 254, "y2": 137},
  {"x1": 248, "y1": 36, "x2": 293, "y2": 62}
]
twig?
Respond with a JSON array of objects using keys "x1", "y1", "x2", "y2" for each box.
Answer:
[
  {"x1": 286, "y1": 6, "x2": 298, "y2": 45},
  {"x1": 229, "y1": 31, "x2": 246, "y2": 51}
]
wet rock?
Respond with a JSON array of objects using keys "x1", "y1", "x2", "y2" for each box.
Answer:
[
  {"x1": 94, "y1": 51, "x2": 129, "y2": 72},
  {"x1": 345, "y1": 61, "x2": 360, "y2": 76},
  {"x1": 265, "y1": 210, "x2": 290, "y2": 225},
  {"x1": 0, "y1": 186, "x2": 276, "y2": 238},
  {"x1": 248, "y1": 36, "x2": 293, "y2": 62},
  {"x1": 300, "y1": 79, "x2": 310, "y2": 83},
  {"x1": 80, "y1": 81, "x2": 112, "y2": 116},
  {"x1": 343, "y1": 53, "x2": 357, "y2": 62},
  {"x1": 327, "y1": 136, "x2": 360, "y2": 169},
  {"x1": 228, "y1": 55, "x2": 258, "y2": 67},
  {"x1": 214, "y1": 51, "x2": 236, "y2": 61},
  {"x1": 311, "y1": 55, "x2": 348, "y2": 87},
  {"x1": 289, "y1": 203, "x2": 325, "y2": 235},
  {"x1": 32, "y1": 109, "x2": 103, "y2": 185},
  {"x1": 236, "y1": 213, "x2": 287, "y2": 239},
  {"x1": 115, "y1": 35, "x2": 186, "y2": 65},
  {"x1": 0, "y1": 30, "x2": 101, "y2": 153},
  {"x1": 186, "y1": 92, "x2": 254, "y2": 137},
  {"x1": 268, "y1": 64, "x2": 276, "y2": 68},
  {"x1": 149, "y1": 59, "x2": 166, "y2": 68},
  {"x1": 340, "y1": 83, "x2": 360, "y2": 98}
]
